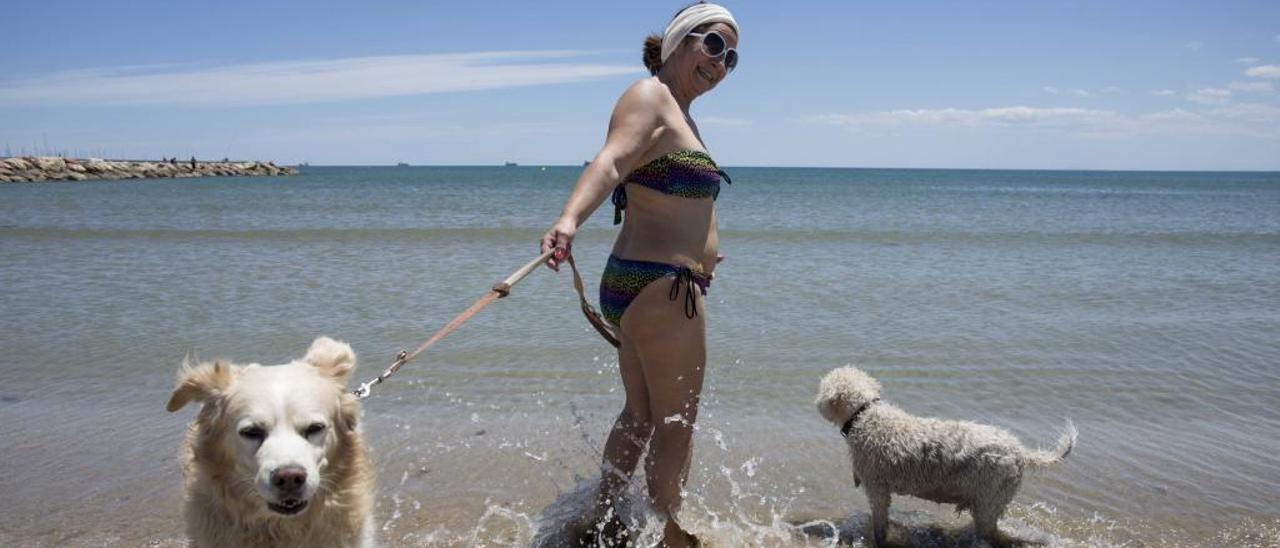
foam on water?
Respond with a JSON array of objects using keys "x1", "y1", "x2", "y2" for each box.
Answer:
[
  {"x1": 365, "y1": 398, "x2": 1277, "y2": 547},
  {"x1": 371, "y1": 447, "x2": 1280, "y2": 547}
]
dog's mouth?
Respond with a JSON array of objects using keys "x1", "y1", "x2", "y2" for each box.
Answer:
[{"x1": 267, "y1": 498, "x2": 309, "y2": 515}]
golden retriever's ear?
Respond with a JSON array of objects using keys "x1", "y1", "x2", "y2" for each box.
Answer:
[
  {"x1": 337, "y1": 393, "x2": 360, "y2": 432},
  {"x1": 303, "y1": 336, "x2": 356, "y2": 382},
  {"x1": 166, "y1": 359, "x2": 236, "y2": 412}
]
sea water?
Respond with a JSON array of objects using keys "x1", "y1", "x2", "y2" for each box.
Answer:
[{"x1": 1, "y1": 166, "x2": 1277, "y2": 546}]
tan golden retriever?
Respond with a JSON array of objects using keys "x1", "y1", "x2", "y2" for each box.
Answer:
[{"x1": 166, "y1": 336, "x2": 375, "y2": 548}]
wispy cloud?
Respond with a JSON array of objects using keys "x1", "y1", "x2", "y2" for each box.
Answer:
[
  {"x1": 1184, "y1": 40, "x2": 1204, "y2": 51},
  {"x1": 1227, "y1": 81, "x2": 1274, "y2": 93},
  {"x1": 1244, "y1": 65, "x2": 1280, "y2": 79},
  {"x1": 1151, "y1": 89, "x2": 1176, "y2": 97},
  {"x1": 0, "y1": 51, "x2": 641, "y2": 108},
  {"x1": 807, "y1": 104, "x2": 1279, "y2": 139},
  {"x1": 1186, "y1": 88, "x2": 1233, "y2": 105},
  {"x1": 1208, "y1": 102, "x2": 1280, "y2": 124},
  {"x1": 1235, "y1": 56, "x2": 1260, "y2": 65},
  {"x1": 699, "y1": 116, "x2": 751, "y2": 127},
  {"x1": 1045, "y1": 86, "x2": 1124, "y2": 97},
  {"x1": 809, "y1": 107, "x2": 1121, "y2": 129}
]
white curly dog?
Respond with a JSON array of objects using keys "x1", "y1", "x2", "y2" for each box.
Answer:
[{"x1": 815, "y1": 366, "x2": 1076, "y2": 547}]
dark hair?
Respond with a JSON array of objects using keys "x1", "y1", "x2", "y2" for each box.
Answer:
[
  {"x1": 642, "y1": 2, "x2": 707, "y2": 76},
  {"x1": 643, "y1": 34, "x2": 664, "y2": 76}
]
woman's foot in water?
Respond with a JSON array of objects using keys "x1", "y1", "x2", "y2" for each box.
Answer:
[
  {"x1": 659, "y1": 518, "x2": 699, "y2": 548},
  {"x1": 578, "y1": 504, "x2": 630, "y2": 547}
]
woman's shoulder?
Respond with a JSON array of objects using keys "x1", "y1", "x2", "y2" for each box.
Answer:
[
  {"x1": 616, "y1": 77, "x2": 675, "y2": 111},
  {"x1": 604, "y1": 78, "x2": 681, "y2": 153}
]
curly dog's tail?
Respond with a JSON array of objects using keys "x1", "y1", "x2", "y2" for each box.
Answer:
[{"x1": 1026, "y1": 419, "x2": 1077, "y2": 468}]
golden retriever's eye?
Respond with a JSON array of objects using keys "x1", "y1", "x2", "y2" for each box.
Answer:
[
  {"x1": 304, "y1": 422, "x2": 326, "y2": 437},
  {"x1": 238, "y1": 426, "x2": 266, "y2": 441}
]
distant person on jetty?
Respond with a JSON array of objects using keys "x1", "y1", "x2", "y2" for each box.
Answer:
[{"x1": 540, "y1": 3, "x2": 739, "y2": 546}]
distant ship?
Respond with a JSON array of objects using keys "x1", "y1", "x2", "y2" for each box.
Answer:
[
  {"x1": 505, "y1": 161, "x2": 519, "y2": 167},
  {"x1": 583, "y1": 160, "x2": 591, "y2": 166},
  {"x1": 397, "y1": 162, "x2": 410, "y2": 167},
  {"x1": 298, "y1": 162, "x2": 310, "y2": 167}
]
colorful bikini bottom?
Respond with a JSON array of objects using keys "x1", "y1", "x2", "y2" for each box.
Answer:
[{"x1": 599, "y1": 254, "x2": 710, "y2": 327}]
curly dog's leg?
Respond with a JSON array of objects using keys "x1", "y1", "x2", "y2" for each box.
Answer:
[
  {"x1": 972, "y1": 492, "x2": 1015, "y2": 548},
  {"x1": 866, "y1": 485, "x2": 891, "y2": 547}
]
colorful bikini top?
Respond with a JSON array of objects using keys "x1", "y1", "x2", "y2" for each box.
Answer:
[{"x1": 611, "y1": 149, "x2": 731, "y2": 225}]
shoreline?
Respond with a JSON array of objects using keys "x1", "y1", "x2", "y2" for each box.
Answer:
[{"x1": 0, "y1": 156, "x2": 298, "y2": 183}]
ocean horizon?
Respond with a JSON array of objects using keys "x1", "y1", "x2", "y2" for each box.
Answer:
[{"x1": 300, "y1": 163, "x2": 1280, "y2": 173}]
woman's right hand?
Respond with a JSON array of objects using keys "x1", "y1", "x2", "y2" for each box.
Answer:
[{"x1": 540, "y1": 217, "x2": 577, "y2": 271}]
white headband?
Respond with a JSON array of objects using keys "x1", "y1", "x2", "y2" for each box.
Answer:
[{"x1": 660, "y1": 3, "x2": 739, "y2": 63}]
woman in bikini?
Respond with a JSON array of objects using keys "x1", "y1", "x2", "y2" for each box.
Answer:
[{"x1": 540, "y1": 3, "x2": 739, "y2": 546}]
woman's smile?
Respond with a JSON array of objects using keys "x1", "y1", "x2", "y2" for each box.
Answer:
[{"x1": 696, "y1": 66, "x2": 717, "y2": 86}]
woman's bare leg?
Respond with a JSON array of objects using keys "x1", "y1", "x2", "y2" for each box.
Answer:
[
  {"x1": 620, "y1": 277, "x2": 706, "y2": 547},
  {"x1": 597, "y1": 334, "x2": 653, "y2": 504}
]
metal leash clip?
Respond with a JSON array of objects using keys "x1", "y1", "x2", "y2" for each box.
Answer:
[{"x1": 352, "y1": 350, "x2": 408, "y2": 399}]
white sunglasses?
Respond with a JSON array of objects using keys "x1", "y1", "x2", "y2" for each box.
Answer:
[{"x1": 686, "y1": 31, "x2": 738, "y2": 72}]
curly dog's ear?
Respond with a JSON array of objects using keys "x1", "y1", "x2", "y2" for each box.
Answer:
[
  {"x1": 815, "y1": 366, "x2": 881, "y2": 425},
  {"x1": 303, "y1": 336, "x2": 357, "y2": 383},
  {"x1": 166, "y1": 359, "x2": 237, "y2": 412},
  {"x1": 816, "y1": 388, "x2": 852, "y2": 425}
]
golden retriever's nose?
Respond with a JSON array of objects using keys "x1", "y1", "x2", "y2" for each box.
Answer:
[{"x1": 271, "y1": 466, "x2": 307, "y2": 493}]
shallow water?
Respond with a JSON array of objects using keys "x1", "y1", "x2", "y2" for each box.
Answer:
[{"x1": 1, "y1": 166, "x2": 1278, "y2": 547}]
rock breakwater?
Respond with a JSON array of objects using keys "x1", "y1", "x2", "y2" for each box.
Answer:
[{"x1": 0, "y1": 157, "x2": 299, "y2": 183}]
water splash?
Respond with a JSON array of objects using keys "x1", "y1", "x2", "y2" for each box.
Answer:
[{"x1": 366, "y1": 392, "x2": 1280, "y2": 547}]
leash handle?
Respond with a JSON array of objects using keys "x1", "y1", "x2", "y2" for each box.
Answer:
[
  {"x1": 493, "y1": 249, "x2": 556, "y2": 296},
  {"x1": 567, "y1": 254, "x2": 621, "y2": 348}
]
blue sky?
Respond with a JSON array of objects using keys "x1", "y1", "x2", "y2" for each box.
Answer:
[{"x1": 3, "y1": 1, "x2": 1278, "y2": 170}]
